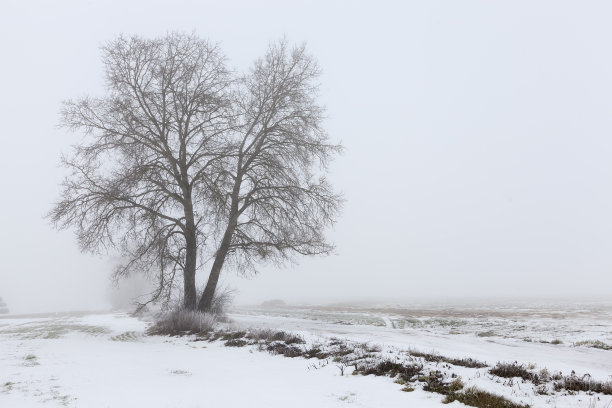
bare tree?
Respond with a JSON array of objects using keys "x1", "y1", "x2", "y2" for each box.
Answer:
[
  {"x1": 197, "y1": 41, "x2": 342, "y2": 311},
  {"x1": 50, "y1": 34, "x2": 342, "y2": 313},
  {"x1": 49, "y1": 33, "x2": 232, "y2": 310}
]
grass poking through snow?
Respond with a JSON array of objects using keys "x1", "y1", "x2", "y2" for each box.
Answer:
[{"x1": 443, "y1": 386, "x2": 530, "y2": 408}]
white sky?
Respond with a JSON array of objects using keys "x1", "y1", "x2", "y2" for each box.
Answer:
[{"x1": 1, "y1": 0, "x2": 611, "y2": 313}]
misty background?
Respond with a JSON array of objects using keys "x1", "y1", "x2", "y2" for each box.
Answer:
[{"x1": 1, "y1": 0, "x2": 611, "y2": 314}]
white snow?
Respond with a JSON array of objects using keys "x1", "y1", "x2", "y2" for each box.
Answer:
[
  {"x1": 0, "y1": 313, "x2": 448, "y2": 408},
  {"x1": 0, "y1": 303, "x2": 610, "y2": 408}
]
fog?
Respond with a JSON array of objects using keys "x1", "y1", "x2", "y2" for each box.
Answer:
[{"x1": 1, "y1": 0, "x2": 611, "y2": 314}]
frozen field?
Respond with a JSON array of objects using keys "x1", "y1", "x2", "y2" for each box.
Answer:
[
  {"x1": 230, "y1": 300, "x2": 612, "y2": 380},
  {"x1": 0, "y1": 301, "x2": 610, "y2": 407}
]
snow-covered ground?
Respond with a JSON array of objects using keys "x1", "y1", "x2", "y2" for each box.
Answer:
[
  {"x1": 230, "y1": 301, "x2": 612, "y2": 381},
  {"x1": 0, "y1": 313, "x2": 446, "y2": 407},
  {"x1": 0, "y1": 301, "x2": 610, "y2": 407}
]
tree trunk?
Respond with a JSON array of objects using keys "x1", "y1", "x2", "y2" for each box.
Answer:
[
  {"x1": 197, "y1": 223, "x2": 234, "y2": 311},
  {"x1": 183, "y1": 226, "x2": 197, "y2": 310},
  {"x1": 182, "y1": 184, "x2": 198, "y2": 310},
  {"x1": 198, "y1": 165, "x2": 243, "y2": 312},
  {"x1": 198, "y1": 180, "x2": 241, "y2": 311}
]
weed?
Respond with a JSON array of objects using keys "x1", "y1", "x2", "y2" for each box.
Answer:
[
  {"x1": 490, "y1": 362, "x2": 535, "y2": 382},
  {"x1": 490, "y1": 362, "x2": 612, "y2": 396},
  {"x1": 355, "y1": 360, "x2": 423, "y2": 383},
  {"x1": 220, "y1": 331, "x2": 247, "y2": 341},
  {"x1": 447, "y1": 357, "x2": 488, "y2": 369},
  {"x1": 225, "y1": 339, "x2": 248, "y2": 347},
  {"x1": 303, "y1": 345, "x2": 329, "y2": 359},
  {"x1": 410, "y1": 349, "x2": 487, "y2": 368},
  {"x1": 329, "y1": 337, "x2": 344, "y2": 346},
  {"x1": 449, "y1": 377, "x2": 465, "y2": 392},
  {"x1": 443, "y1": 386, "x2": 531, "y2": 408},
  {"x1": 23, "y1": 354, "x2": 39, "y2": 366},
  {"x1": 359, "y1": 343, "x2": 382, "y2": 353},
  {"x1": 244, "y1": 329, "x2": 304, "y2": 344},
  {"x1": 266, "y1": 343, "x2": 302, "y2": 358},
  {"x1": 573, "y1": 340, "x2": 612, "y2": 350},
  {"x1": 269, "y1": 331, "x2": 305, "y2": 344},
  {"x1": 336, "y1": 361, "x2": 350, "y2": 376},
  {"x1": 553, "y1": 373, "x2": 612, "y2": 395},
  {"x1": 420, "y1": 370, "x2": 449, "y2": 394}
]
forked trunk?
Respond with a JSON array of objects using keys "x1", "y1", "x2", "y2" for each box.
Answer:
[
  {"x1": 197, "y1": 223, "x2": 234, "y2": 311},
  {"x1": 198, "y1": 167, "x2": 242, "y2": 312}
]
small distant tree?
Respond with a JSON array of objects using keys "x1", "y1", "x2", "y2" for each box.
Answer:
[
  {"x1": 0, "y1": 297, "x2": 9, "y2": 314},
  {"x1": 50, "y1": 33, "x2": 342, "y2": 312}
]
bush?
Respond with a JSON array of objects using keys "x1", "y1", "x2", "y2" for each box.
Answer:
[
  {"x1": 449, "y1": 377, "x2": 465, "y2": 392},
  {"x1": 444, "y1": 386, "x2": 530, "y2": 408},
  {"x1": 490, "y1": 362, "x2": 536, "y2": 382},
  {"x1": 303, "y1": 345, "x2": 329, "y2": 359},
  {"x1": 420, "y1": 370, "x2": 448, "y2": 394},
  {"x1": 148, "y1": 309, "x2": 217, "y2": 335},
  {"x1": 553, "y1": 373, "x2": 612, "y2": 395},
  {"x1": 356, "y1": 360, "x2": 423, "y2": 383},
  {"x1": 225, "y1": 338, "x2": 248, "y2": 347},
  {"x1": 266, "y1": 343, "x2": 303, "y2": 357},
  {"x1": 573, "y1": 340, "x2": 612, "y2": 350},
  {"x1": 244, "y1": 329, "x2": 305, "y2": 344}
]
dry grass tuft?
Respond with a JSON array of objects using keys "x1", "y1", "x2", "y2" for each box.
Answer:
[
  {"x1": 490, "y1": 362, "x2": 536, "y2": 382},
  {"x1": 573, "y1": 340, "x2": 612, "y2": 350},
  {"x1": 444, "y1": 386, "x2": 531, "y2": 408},
  {"x1": 148, "y1": 309, "x2": 216, "y2": 335}
]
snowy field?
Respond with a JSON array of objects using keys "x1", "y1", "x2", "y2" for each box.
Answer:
[
  {"x1": 0, "y1": 301, "x2": 610, "y2": 407},
  {"x1": 231, "y1": 301, "x2": 612, "y2": 381}
]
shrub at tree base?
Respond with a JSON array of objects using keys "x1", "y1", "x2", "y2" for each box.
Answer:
[{"x1": 148, "y1": 309, "x2": 216, "y2": 335}]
